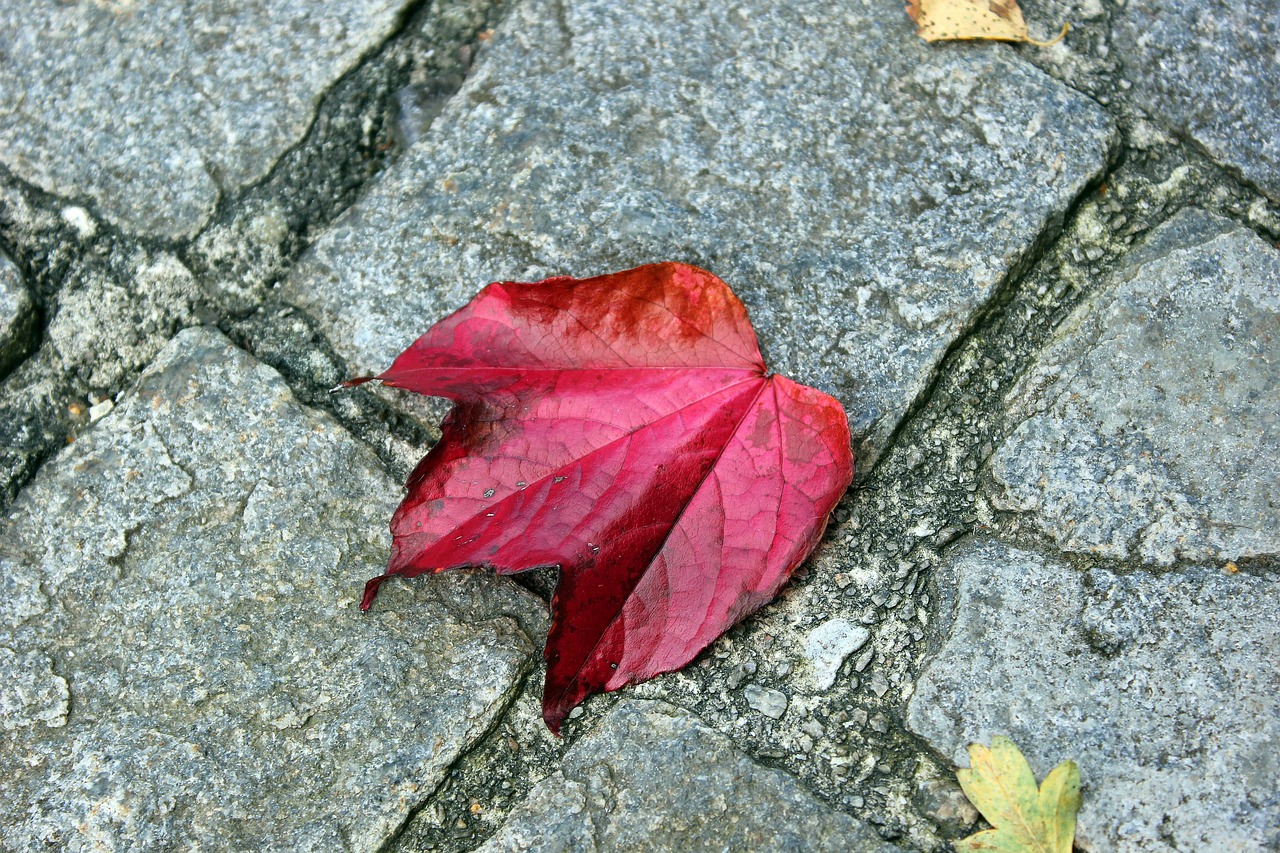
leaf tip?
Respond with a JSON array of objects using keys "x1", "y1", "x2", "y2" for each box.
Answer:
[
  {"x1": 359, "y1": 575, "x2": 389, "y2": 611},
  {"x1": 334, "y1": 376, "x2": 379, "y2": 393},
  {"x1": 541, "y1": 702, "x2": 569, "y2": 738}
]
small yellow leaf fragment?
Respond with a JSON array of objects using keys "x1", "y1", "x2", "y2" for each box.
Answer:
[
  {"x1": 955, "y1": 735, "x2": 1081, "y2": 853},
  {"x1": 906, "y1": 0, "x2": 1068, "y2": 45}
]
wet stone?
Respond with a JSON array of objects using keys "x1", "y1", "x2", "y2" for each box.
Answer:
[
  {"x1": 0, "y1": 0, "x2": 415, "y2": 240},
  {"x1": 478, "y1": 699, "x2": 903, "y2": 852},
  {"x1": 283, "y1": 0, "x2": 1114, "y2": 468},
  {"x1": 1112, "y1": 0, "x2": 1280, "y2": 199},
  {"x1": 991, "y1": 209, "x2": 1280, "y2": 564},
  {"x1": 0, "y1": 251, "x2": 35, "y2": 376},
  {"x1": 0, "y1": 327, "x2": 542, "y2": 851},
  {"x1": 907, "y1": 539, "x2": 1280, "y2": 851}
]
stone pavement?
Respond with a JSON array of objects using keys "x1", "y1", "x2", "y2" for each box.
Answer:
[{"x1": 1, "y1": 0, "x2": 1276, "y2": 850}]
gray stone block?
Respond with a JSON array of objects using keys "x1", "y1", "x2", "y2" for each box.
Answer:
[
  {"x1": 0, "y1": 327, "x2": 543, "y2": 851},
  {"x1": 907, "y1": 539, "x2": 1280, "y2": 852},
  {"x1": 0, "y1": 0, "x2": 414, "y2": 239},
  {"x1": 1113, "y1": 0, "x2": 1280, "y2": 200},
  {"x1": 991, "y1": 209, "x2": 1280, "y2": 564},
  {"x1": 479, "y1": 699, "x2": 902, "y2": 852},
  {"x1": 282, "y1": 0, "x2": 1115, "y2": 468}
]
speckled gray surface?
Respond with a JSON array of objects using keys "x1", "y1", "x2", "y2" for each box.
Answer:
[
  {"x1": 1111, "y1": 0, "x2": 1280, "y2": 200},
  {"x1": 0, "y1": 251, "x2": 34, "y2": 375},
  {"x1": 282, "y1": 0, "x2": 1115, "y2": 469},
  {"x1": 907, "y1": 539, "x2": 1280, "y2": 852},
  {"x1": 0, "y1": 0, "x2": 1277, "y2": 849},
  {"x1": 477, "y1": 699, "x2": 903, "y2": 852},
  {"x1": 45, "y1": 249, "x2": 201, "y2": 390},
  {"x1": 991, "y1": 209, "x2": 1280, "y2": 564},
  {"x1": 0, "y1": 0, "x2": 413, "y2": 239},
  {"x1": 0, "y1": 328, "x2": 543, "y2": 851}
]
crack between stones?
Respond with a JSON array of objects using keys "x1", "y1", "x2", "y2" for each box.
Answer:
[
  {"x1": 869, "y1": 152, "x2": 1121, "y2": 482},
  {"x1": 648, "y1": 691, "x2": 937, "y2": 847},
  {"x1": 185, "y1": 0, "x2": 440, "y2": 237},
  {"x1": 0, "y1": 0, "x2": 511, "y2": 513},
  {"x1": 372, "y1": 657, "x2": 542, "y2": 853}
]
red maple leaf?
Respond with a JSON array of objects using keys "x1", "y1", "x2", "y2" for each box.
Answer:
[{"x1": 355, "y1": 263, "x2": 853, "y2": 732}]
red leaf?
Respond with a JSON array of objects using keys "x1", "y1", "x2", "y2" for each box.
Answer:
[{"x1": 358, "y1": 263, "x2": 853, "y2": 732}]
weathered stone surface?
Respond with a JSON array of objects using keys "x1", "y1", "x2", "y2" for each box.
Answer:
[
  {"x1": 1112, "y1": 0, "x2": 1280, "y2": 200},
  {"x1": 283, "y1": 0, "x2": 1114, "y2": 467},
  {"x1": 0, "y1": 0, "x2": 414, "y2": 240},
  {"x1": 47, "y1": 249, "x2": 202, "y2": 391},
  {"x1": 479, "y1": 699, "x2": 901, "y2": 852},
  {"x1": 0, "y1": 251, "x2": 35, "y2": 376},
  {"x1": 907, "y1": 539, "x2": 1280, "y2": 852},
  {"x1": 0, "y1": 327, "x2": 543, "y2": 851},
  {"x1": 991, "y1": 209, "x2": 1280, "y2": 564}
]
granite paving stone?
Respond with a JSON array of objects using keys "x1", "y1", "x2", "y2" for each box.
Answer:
[
  {"x1": 282, "y1": 0, "x2": 1115, "y2": 468},
  {"x1": 1111, "y1": 0, "x2": 1280, "y2": 200},
  {"x1": 0, "y1": 0, "x2": 416, "y2": 240},
  {"x1": 478, "y1": 699, "x2": 903, "y2": 852},
  {"x1": 990, "y1": 209, "x2": 1280, "y2": 564},
  {"x1": 907, "y1": 538, "x2": 1280, "y2": 852},
  {"x1": 0, "y1": 327, "x2": 544, "y2": 851},
  {"x1": 44, "y1": 249, "x2": 202, "y2": 391}
]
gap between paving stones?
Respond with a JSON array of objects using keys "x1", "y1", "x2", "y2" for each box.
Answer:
[
  {"x1": 0, "y1": 0, "x2": 513, "y2": 511},
  {"x1": 379, "y1": 673, "x2": 572, "y2": 852},
  {"x1": 183, "y1": 0, "x2": 516, "y2": 313},
  {"x1": 370, "y1": 663, "x2": 555, "y2": 853}
]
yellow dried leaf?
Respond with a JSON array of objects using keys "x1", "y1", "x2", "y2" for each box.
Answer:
[
  {"x1": 906, "y1": 0, "x2": 1068, "y2": 45},
  {"x1": 956, "y1": 735, "x2": 1081, "y2": 853}
]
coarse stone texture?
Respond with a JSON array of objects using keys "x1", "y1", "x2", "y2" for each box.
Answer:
[
  {"x1": 282, "y1": 0, "x2": 1115, "y2": 468},
  {"x1": 0, "y1": 247, "x2": 204, "y2": 509},
  {"x1": 0, "y1": 0, "x2": 415, "y2": 240},
  {"x1": 478, "y1": 699, "x2": 902, "y2": 852},
  {"x1": 0, "y1": 647, "x2": 69, "y2": 731},
  {"x1": 1111, "y1": 0, "x2": 1280, "y2": 200},
  {"x1": 990, "y1": 209, "x2": 1280, "y2": 564},
  {"x1": 46, "y1": 249, "x2": 203, "y2": 391},
  {"x1": 0, "y1": 251, "x2": 35, "y2": 375},
  {"x1": 0, "y1": 327, "x2": 543, "y2": 851},
  {"x1": 907, "y1": 539, "x2": 1280, "y2": 852}
]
